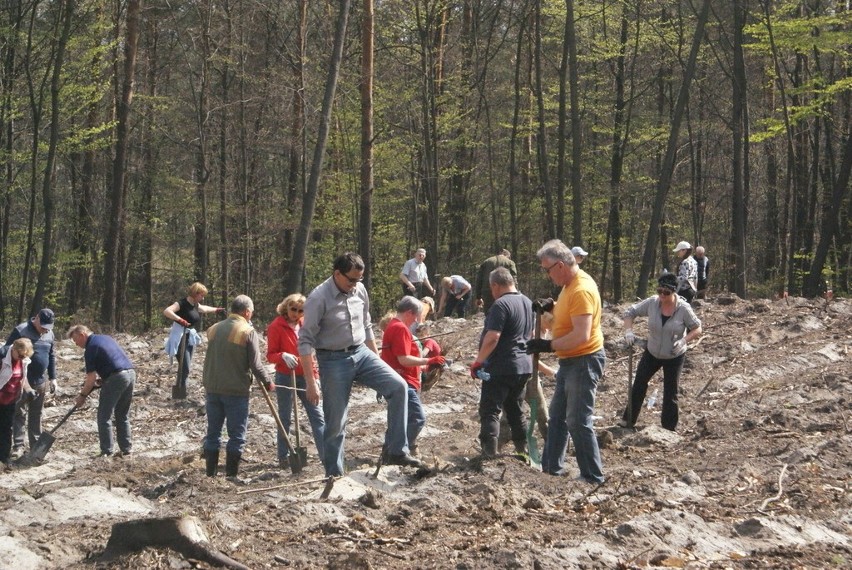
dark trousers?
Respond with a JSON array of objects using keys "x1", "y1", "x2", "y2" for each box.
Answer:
[
  {"x1": 678, "y1": 288, "x2": 695, "y2": 303},
  {"x1": 177, "y1": 333, "x2": 195, "y2": 388},
  {"x1": 0, "y1": 402, "x2": 14, "y2": 463},
  {"x1": 622, "y1": 349, "x2": 684, "y2": 430},
  {"x1": 402, "y1": 283, "x2": 428, "y2": 299},
  {"x1": 478, "y1": 373, "x2": 530, "y2": 447},
  {"x1": 444, "y1": 292, "x2": 471, "y2": 318}
]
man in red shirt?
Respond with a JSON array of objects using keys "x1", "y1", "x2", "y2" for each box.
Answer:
[{"x1": 380, "y1": 296, "x2": 445, "y2": 456}]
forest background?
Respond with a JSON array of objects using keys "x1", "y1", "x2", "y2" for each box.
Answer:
[{"x1": 0, "y1": 0, "x2": 850, "y2": 332}]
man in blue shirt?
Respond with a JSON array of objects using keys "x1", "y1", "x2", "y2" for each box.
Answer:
[
  {"x1": 69, "y1": 325, "x2": 135, "y2": 457},
  {"x1": 5, "y1": 308, "x2": 57, "y2": 455}
]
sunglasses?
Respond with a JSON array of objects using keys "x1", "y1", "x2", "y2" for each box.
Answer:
[
  {"x1": 657, "y1": 288, "x2": 674, "y2": 296},
  {"x1": 339, "y1": 272, "x2": 363, "y2": 285},
  {"x1": 289, "y1": 307, "x2": 304, "y2": 313}
]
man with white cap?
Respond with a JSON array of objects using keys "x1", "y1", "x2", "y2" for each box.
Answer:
[
  {"x1": 672, "y1": 241, "x2": 697, "y2": 302},
  {"x1": 4, "y1": 308, "x2": 57, "y2": 455},
  {"x1": 571, "y1": 246, "x2": 588, "y2": 265}
]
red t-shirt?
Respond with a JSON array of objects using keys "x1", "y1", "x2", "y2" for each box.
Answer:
[{"x1": 380, "y1": 318, "x2": 421, "y2": 390}]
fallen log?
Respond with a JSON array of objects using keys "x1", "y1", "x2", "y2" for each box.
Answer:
[{"x1": 100, "y1": 515, "x2": 250, "y2": 570}]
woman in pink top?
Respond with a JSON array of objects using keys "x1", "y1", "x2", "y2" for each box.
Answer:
[
  {"x1": 266, "y1": 294, "x2": 325, "y2": 468},
  {"x1": 0, "y1": 338, "x2": 34, "y2": 464}
]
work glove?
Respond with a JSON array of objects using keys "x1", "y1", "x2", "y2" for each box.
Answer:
[
  {"x1": 49, "y1": 379, "x2": 58, "y2": 394},
  {"x1": 281, "y1": 352, "x2": 299, "y2": 369},
  {"x1": 624, "y1": 330, "x2": 635, "y2": 346},
  {"x1": 177, "y1": 318, "x2": 190, "y2": 328},
  {"x1": 427, "y1": 356, "x2": 446, "y2": 367},
  {"x1": 525, "y1": 339, "x2": 553, "y2": 354},
  {"x1": 672, "y1": 338, "x2": 687, "y2": 353},
  {"x1": 216, "y1": 307, "x2": 226, "y2": 315},
  {"x1": 532, "y1": 298, "x2": 554, "y2": 314},
  {"x1": 469, "y1": 361, "x2": 484, "y2": 380}
]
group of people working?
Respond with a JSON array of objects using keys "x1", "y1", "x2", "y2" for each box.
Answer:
[{"x1": 2, "y1": 237, "x2": 706, "y2": 487}]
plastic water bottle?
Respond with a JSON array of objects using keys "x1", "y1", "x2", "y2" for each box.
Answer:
[
  {"x1": 477, "y1": 369, "x2": 491, "y2": 382},
  {"x1": 646, "y1": 388, "x2": 658, "y2": 409}
]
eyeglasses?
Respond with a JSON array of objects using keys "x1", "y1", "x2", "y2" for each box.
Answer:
[
  {"x1": 289, "y1": 307, "x2": 304, "y2": 313},
  {"x1": 657, "y1": 288, "x2": 674, "y2": 296},
  {"x1": 541, "y1": 261, "x2": 561, "y2": 274},
  {"x1": 340, "y1": 272, "x2": 363, "y2": 285}
]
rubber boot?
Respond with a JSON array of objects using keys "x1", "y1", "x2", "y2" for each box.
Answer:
[
  {"x1": 225, "y1": 451, "x2": 241, "y2": 477},
  {"x1": 204, "y1": 449, "x2": 219, "y2": 477},
  {"x1": 513, "y1": 440, "x2": 528, "y2": 455},
  {"x1": 481, "y1": 437, "x2": 498, "y2": 459}
]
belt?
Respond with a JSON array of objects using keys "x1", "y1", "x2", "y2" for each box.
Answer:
[{"x1": 316, "y1": 344, "x2": 363, "y2": 353}]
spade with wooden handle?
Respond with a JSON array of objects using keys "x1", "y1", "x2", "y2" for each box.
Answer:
[{"x1": 255, "y1": 377, "x2": 303, "y2": 474}]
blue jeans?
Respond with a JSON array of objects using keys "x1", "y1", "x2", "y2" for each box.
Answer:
[
  {"x1": 14, "y1": 381, "x2": 46, "y2": 448},
  {"x1": 316, "y1": 345, "x2": 409, "y2": 477},
  {"x1": 275, "y1": 371, "x2": 326, "y2": 461},
  {"x1": 406, "y1": 387, "x2": 426, "y2": 448},
  {"x1": 204, "y1": 393, "x2": 250, "y2": 454},
  {"x1": 98, "y1": 369, "x2": 135, "y2": 455},
  {"x1": 542, "y1": 350, "x2": 606, "y2": 483}
]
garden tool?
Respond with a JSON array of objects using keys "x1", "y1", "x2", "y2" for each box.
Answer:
[
  {"x1": 525, "y1": 310, "x2": 543, "y2": 468},
  {"x1": 255, "y1": 377, "x2": 303, "y2": 474},
  {"x1": 290, "y1": 370, "x2": 309, "y2": 468}
]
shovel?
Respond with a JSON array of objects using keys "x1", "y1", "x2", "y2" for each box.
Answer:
[
  {"x1": 524, "y1": 311, "x2": 543, "y2": 468},
  {"x1": 290, "y1": 371, "x2": 309, "y2": 468},
  {"x1": 255, "y1": 377, "x2": 304, "y2": 474},
  {"x1": 625, "y1": 344, "x2": 635, "y2": 428},
  {"x1": 24, "y1": 404, "x2": 79, "y2": 462},
  {"x1": 172, "y1": 327, "x2": 189, "y2": 399}
]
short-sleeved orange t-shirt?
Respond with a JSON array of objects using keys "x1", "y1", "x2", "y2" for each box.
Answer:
[{"x1": 551, "y1": 269, "x2": 604, "y2": 359}]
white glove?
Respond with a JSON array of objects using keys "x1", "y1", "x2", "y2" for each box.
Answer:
[
  {"x1": 673, "y1": 338, "x2": 687, "y2": 353},
  {"x1": 281, "y1": 352, "x2": 299, "y2": 369},
  {"x1": 49, "y1": 379, "x2": 58, "y2": 394},
  {"x1": 624, "y1": 330, "x2": 635, "y2": 346}
]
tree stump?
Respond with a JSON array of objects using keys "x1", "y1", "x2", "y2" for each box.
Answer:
[{"x1": 101, "y1": 516, "x2": 250, "y2": 569}]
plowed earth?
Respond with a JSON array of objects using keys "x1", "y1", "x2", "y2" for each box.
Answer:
[{"x1": 0, "y1": 294, "x2": 849, "y2": 569}]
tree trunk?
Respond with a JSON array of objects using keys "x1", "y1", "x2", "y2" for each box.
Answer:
[
  {"x1": 100, "y1": 0, "x2": 141, "y2": 327},
  {"x1": 285, "y1": 0, "x2": 351, "y2": 294},
  {"x1": 728, "y1": 0, "x2": 747, "y2": 298},
  {"x1": 533, "y1": 0, "x2": 553, "y2": 238},
  {"x1": 637, "y1": 0, "x2": 710, "y2": 298},
  {"x1": 565, "y1": 0, "x2": 582, "y2": 245},
  {"x1": 358, "y1": 0, "x2": 374, "y2": 288}
]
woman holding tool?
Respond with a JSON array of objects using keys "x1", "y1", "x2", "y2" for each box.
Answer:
[
  {"x1": 266, "y1": 294, "x2": 325, "y2": 468},
  {"x1": 619, "y1": 273, "x2": 702, "y2": 431},
  {"x1": 163, "y1": 282, "x2": 225, "y2": 397}
]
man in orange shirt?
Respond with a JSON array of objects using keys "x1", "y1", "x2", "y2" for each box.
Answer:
[{"x1": 526, "y1": 239, "x2": 606, "y2": 483}]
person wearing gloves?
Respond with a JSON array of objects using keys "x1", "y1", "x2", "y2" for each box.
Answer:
[
  {"x1": 381, "y1": 296, "x2": 445, "y2": 456},
  {"x1": 470, "y1": 267, "x2": 534, "y2": 458},
  {"x1": 620, "y1": 273, "x2": 702, "y2": 431},
  {"x1": 266, "y1": 294, "x2": 325, "y2": 468},
  {"x1": 526, "y1": 239, "x2": 606, "y2": 484},
  {"x1": 5, "y1": 308, "x2": 57, "y2": 456},
  {"x1": 672, "y1": 241, "x2": 698, "y2": 302},
  {"x1": 163, "y1": 282, "x2": 225, "y2": 397},
  {"x1": 399, "y1": 248, "x2": 435, "y2": 299},
  {"x1": 0, "y1": 338, "x2": 34, "y2": 465},
  {"x1": 70, "y1": 326, "x2": 136, "y2": 457},
  {"x1": 201, "y1": 295, "x2": 273, "y2": 478},
  {"x1": 438, "y1": 275, "x2": 472, "y2": 318}
]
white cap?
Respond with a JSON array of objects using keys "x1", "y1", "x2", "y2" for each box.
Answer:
[
  {"x1": 673, "y1": 241, "x2": 691, "y2": 253},
  {"x1": 571, "y1": 246, "x2": 588, "y2": 257}
]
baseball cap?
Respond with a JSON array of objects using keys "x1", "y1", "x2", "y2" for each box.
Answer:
[
  {"x1": 571, "y1": 246, "x2": 588, "y2": 257},
  {"x1": 672, "y1": 241, "x2": 691, "y2": 253},
  {"x1": 37, "y1": 308, "x2": 55, "y2": 330}
]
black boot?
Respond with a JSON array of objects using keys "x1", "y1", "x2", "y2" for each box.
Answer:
[
  {"x1": 205, "y1": 449, "x2": 219, "y2": 477},
  {"x1": 225, "y1": 451, "x2": 241, "y2": 477},
  {"x1": 513, "y1": 440, "x2": 528, "y2": 455},
  {"x1": 481, "y1": 437, "x2": 498, "y2": 459}
]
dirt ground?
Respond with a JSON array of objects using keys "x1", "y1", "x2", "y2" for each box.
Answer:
[{"x1": 0, "y1": 293, "x2": 849, "y2": 569}]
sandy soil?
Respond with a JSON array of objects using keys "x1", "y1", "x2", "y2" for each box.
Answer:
[{"x1": 0, "y1": 294, "x2": 849, "y2": 569}]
